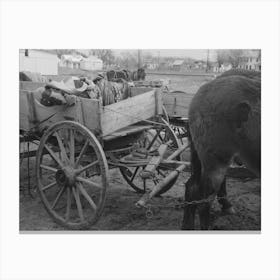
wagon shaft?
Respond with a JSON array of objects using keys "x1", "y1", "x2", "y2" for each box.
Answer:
[
  {"x1": 136, "y1": 164, "x2": 187, "y2": 208},
  {"x1": 140, "y1": 141, "x2": 171, "y2": 179},
  {"x1": 135, "y1": 142, "x2": 190, "y2": 208}
]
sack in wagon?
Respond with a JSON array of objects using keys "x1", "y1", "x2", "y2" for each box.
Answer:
[{"x1": 40, "y1": 77, "x2": 101, "y2": 106}]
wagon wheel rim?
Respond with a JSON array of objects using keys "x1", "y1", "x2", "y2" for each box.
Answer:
[
  {"x1": 119, "y1": 118, "x2": 181, "y2": 195},
  {"x1": 36, "y1": 121, "x2": 109, "y2": 230}
]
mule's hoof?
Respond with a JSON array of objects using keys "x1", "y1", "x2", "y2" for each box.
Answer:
[{"x1": 222, "y1": 206, "x2": 236, "y2": 215}]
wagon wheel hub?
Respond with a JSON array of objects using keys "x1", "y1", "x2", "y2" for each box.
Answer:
[{"x1": 55, "y1": 167, "x2": 76, "y2": 187}]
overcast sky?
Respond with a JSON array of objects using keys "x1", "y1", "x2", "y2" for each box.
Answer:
[{"x1": 113, "y1": 49, "x2": 217, "y2": 61}]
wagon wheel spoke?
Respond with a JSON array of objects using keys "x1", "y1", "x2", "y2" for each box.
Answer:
[
  {"x1": 142, "y1": 136, "x2": 147, "y2": 147},
  {"x1": 42, "y1": 181, "x2": 57, "y2": 191},
  {"x1": 65, "y1": 187, "x2": 71, "y2": 222},
  {"x1": 44, "y1": 144, "x2": 64, "y2": 168},
  {"x1": 143, "y1": 179, "x2": 146, "y2": 192},
  {"x1": 158, "y1": 132, "x2": 164, "y2": 143},
  {"x1": 69, "y1": 129, "x2": 75, "y2": 164},
  {"x1": 54, "y1": 132, "x2": 69, "y2": 162},
  {"x1": 40, "y1": 164, "x2": 58, "y2": 173},
  {"x1": 75, "y1": 160, "x2": 99, "y2": 175},
  {"x1": 76, "y1": 176, "x2": 103, "y2": 189},
  {"x1": 51, "y1": 186, "x2": 66, "y2": 210},
  {"x1": 130, "y1": 166, "x2": 140, "y2": 182},
  {"x1": 75, "y1": 139, "x2": 89, "y2": 167},
  {"x1": 72, "y1": 187, "x2": 84, "y2": 222},
  {"x1": 147, "y1": 129, "x2": 161, "y2": 150},
  {"x1": 77, "y1": 182, "x2": 97, "y2": 211}
]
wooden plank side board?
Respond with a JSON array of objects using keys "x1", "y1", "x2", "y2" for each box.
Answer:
[
  {"x1": 131, "y1": 87, "x2": 152, "y2": 97},
  {"x1": 19, "y1": 90, "x2": 100, "y2": 132},
  {"x1": 163, "y1": 91, "x2": 194, "y2": 118},
  {"x1": 20, "y1": 81, "x2": 46, "y2": 91},
  {"x1": 101, "y1": 89, "x2": 160, "y2": 136},
  {"x1": 20, "y1": 90, "x2": 32, "y2": 131},
  {"x1": 33, "y1": 98, "x2": 82, "y2": 131},
  {"x1": 79, "y1": 98, "x2": 101, "y2": 134}
]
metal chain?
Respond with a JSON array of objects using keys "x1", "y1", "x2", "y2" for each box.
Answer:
[{"x1": 144, "y1": 195, "x2": 228, "y2": 218}]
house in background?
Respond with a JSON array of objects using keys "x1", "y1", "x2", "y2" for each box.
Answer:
[
  {"x1": 172, "y1": 59, "x2": 185, "y2": 71},
  {"x1": 143, "y1": 59, "x2": 158, "y2": 70},
  {"x1": 193, "y1": 60, "x2": 207, "y2": 70},
  {"x1": 238, "y1": 50, "x2": 261, "y2": 71},
  {"x1": 19, "y1": 49, "x2": 59, "y2": 75},
  {"x1": 211, "y1": 62, "x2": 232, "y2": 73},
  {"x1": 212, "y1": 62, "x2": 220, "y2": 72},
  {"x1": 59, "y1": 54, "x2": 84, "y2": 69},
  {"x1": 222, "y1": 62, "x2": 232, "y2": 71},
  {"x1": 80, "y1": 56, "x2": 103, "y2": 71}
]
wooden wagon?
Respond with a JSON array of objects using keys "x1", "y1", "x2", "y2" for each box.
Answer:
[{"x1": 20, "y1": 81, "x2": 190, "y2": 229}]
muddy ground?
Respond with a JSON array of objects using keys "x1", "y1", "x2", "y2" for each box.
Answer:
[
  {"x1": 19, "y1": 73, "x2": 260, "y2": 231},
  {"x1": 20, "y1": 156, "x2": 260, "y2": 231}
]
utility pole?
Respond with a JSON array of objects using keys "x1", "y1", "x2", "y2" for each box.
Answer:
[
  {"x1": 138, "y1": 49, "x2": 141, "y2": 68},
  {"x1": 206, "y1": 49, "x2": 209, "y2": 72}
]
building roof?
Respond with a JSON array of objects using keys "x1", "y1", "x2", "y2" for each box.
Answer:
[{"x1": 61, "y1": 54, "x2": 84, "y2": 63}]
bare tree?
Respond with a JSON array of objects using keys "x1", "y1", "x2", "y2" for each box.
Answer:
[
  {"x1": 216, "y1": 49, "x2": 244, "y2": 68},
  {"x1": 90, "y1": 49, "x2": 115, "y2": 66},
  {"x1": 216, "y1": 50, "x2": 230, "y2": 67},
  {"x1": 228, "y1": 49, "x2": 244, "y2": 68}
]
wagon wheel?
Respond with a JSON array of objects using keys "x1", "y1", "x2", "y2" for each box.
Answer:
[
  {"x1": 119, "y1": 118, "x2": 181, "y2": 195},
  {"x1": 162, "y1": 105, "x2": 169, "y2": 123},
  {"x1": 36, "y1": 121, "x2": 109, "y2": 230}
]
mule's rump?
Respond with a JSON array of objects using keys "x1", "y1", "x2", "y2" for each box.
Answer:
[
  {"x1": 182, "y1": 70, "x2": 261, "y2": 230},
  {"x1": 189, "y1": 75, "x2": 261, "y2": 176}
]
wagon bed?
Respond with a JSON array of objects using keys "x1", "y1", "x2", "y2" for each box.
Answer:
[{"x1": 20, "y1": 81, "x2": 162, "y2": 139}]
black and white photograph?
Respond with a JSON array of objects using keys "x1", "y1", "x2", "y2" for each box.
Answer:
[
  {"x1": 19, "y1": 49, "x2": 261, "y2": 231},
  {"x1": 1, "y1": 0, "x2": 280, "y2": 280}
]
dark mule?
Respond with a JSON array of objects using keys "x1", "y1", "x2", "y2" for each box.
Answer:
[
  {"x1": 106, "y1": 68, "x2": 145, "y2": 82},
  {"x1": 106, "y1": 70, "x2": 116, "y2": 81},
  {"x1": 106, "y1": 69, "x2": 132, "y2": 82},
  {"x1": 131, "y1": 68, "x2": 146, "y2": 81},
  {"x1": 182, "y1": 69, "x2": 261, "y2": 230}
]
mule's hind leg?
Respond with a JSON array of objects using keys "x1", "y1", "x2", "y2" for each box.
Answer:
[
  {"x1": 198, "y1": 167, "x2": 227, "y2": 229},
  {"x1": 217, "y1": 179, "x2": 235, "y2": 214},
  {"x1": 182, "y1": 175, "x2": 198, "y2": 230}
]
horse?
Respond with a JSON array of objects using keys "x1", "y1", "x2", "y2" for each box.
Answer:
[{"x1": 182, "y1": 69, "x2": 261, "y2": 230}]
